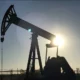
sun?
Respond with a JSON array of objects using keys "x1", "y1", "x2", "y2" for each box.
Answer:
[{"x1": 53, "y1": 34, "x2": 64, "y2": 47}]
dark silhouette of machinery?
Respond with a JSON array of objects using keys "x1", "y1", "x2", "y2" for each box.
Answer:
[{"x1": 1, "y1": 5, "x2": 76, "y2": 80}]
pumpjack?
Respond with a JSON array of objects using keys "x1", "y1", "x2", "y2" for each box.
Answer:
[{"x1": 1, "y1": 5, "x2": 76, "y2": 80}]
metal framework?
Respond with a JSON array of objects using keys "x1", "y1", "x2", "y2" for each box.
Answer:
[{"x1": 26, "y1": 34, "x2": 43, "y2": 77}]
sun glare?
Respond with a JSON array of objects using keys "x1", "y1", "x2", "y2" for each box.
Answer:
[{"x1": 53, "y1": 34, "x2": 64, "y2": 47}]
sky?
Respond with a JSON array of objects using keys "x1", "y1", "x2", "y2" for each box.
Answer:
[{"x1": 0, "y1": 0, "x2": 80, "y2": 71}]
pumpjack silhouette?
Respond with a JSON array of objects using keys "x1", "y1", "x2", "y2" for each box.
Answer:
[{"x1": 0, "y1": 5, "x2": 76, "y2": 80}]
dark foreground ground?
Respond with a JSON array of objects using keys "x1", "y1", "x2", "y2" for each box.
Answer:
[
  {"x1": 0, "y1": 74, "x2": 25, "y2": 80},
  {"x1": 0, "y1": 74, "x2": 80, "y2": 80}
]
